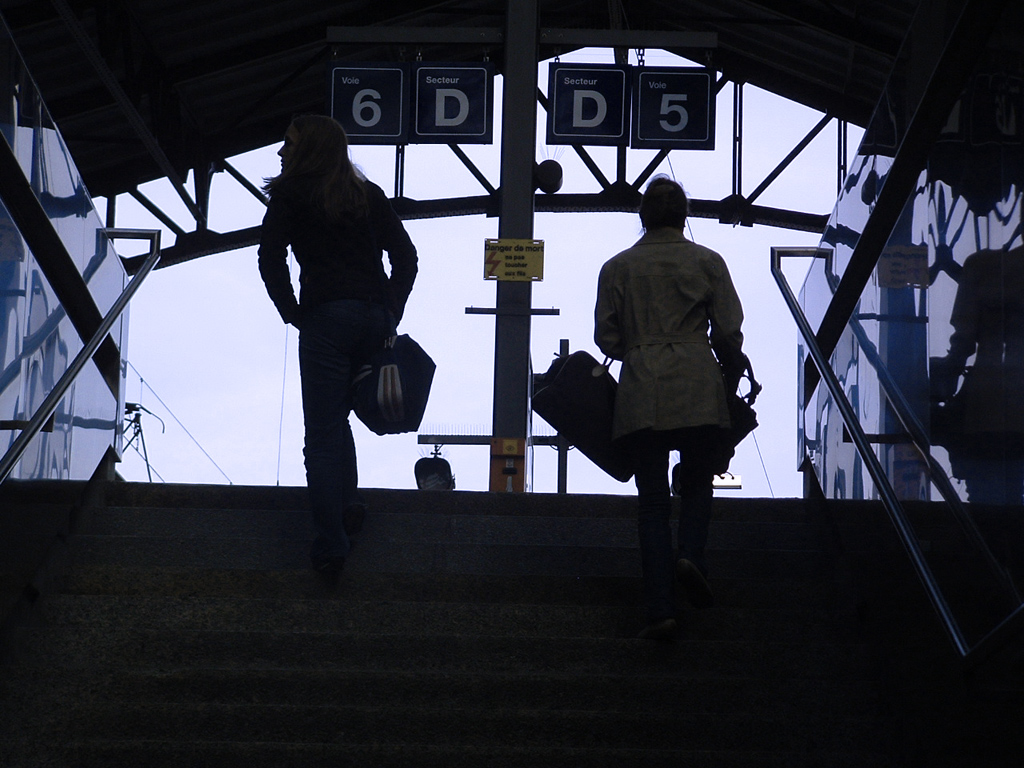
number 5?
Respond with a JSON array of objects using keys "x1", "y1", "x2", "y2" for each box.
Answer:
[{"x1": 660, "y1": 94, "x2": 689, "y2": 132}]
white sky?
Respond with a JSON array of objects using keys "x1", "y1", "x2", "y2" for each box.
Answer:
[{"x1": 104, "y1": 49, "x2": 863, "y2": 498}]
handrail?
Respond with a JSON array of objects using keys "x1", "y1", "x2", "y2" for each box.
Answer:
[
  {"x1": 0, "y1": 228, "x2": 161, "y2": 485},
  {"x1": 771, "y1": 247, "x2": 971, "y2": 657}
]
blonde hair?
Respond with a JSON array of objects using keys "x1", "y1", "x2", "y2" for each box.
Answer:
[{"x1": 263, "y1": 115, "x2": 366, "y2": 219}]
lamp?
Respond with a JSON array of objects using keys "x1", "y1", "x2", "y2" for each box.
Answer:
[{"x1": 415, "y1": 445, "x2": 455, "y2": 490}]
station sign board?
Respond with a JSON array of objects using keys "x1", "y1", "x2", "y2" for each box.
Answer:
[
  {"x1": 546, "y1": 64, "x2": 630, "y2": 146},
  {"x1": 631, "y1": 67, "x2": 715, "y2": 150},
  {"x1": 329, "y1": 64, "x2": 409, "y2": 144},
  {"x1": 330, "y1": 63, "x2": 495, "y2": 145},
  {"x1": 413, "y1": 63, "x2": 495, "y2": 143},
  {"x1": 330, "y1": 62, "x2": 718, "y2": 150}
]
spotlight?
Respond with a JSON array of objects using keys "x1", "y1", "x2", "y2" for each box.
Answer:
[{"x1": 533, "y1": 159, "x2": 563, "y2": 194}]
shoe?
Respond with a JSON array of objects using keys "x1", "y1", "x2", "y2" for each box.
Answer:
[
  {"x1": 637, "y1": 618, "x2": 677, "y2": 641},
  {"x1": 676, "y1": 558, "x2": 714, "y2": 609},
  {"x1": 343, "y1": 503, "x2": 367, "y2": 536}
]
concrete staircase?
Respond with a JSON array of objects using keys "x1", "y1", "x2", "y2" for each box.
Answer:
[{"x1": 0, "y1": 482, "x2": 907, "y2": 766}]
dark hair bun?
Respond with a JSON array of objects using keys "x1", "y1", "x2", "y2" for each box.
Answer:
[{"x1": 639, "y1": 176, "x2": 688, "y2": 230}]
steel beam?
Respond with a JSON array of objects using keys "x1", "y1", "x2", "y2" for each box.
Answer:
[
  {"x1": 489, "y1": 0, "x2": 539, "y2": 491},
  {"x1": 326, "y1": 26, "x2": 716, "y2": 50},
  {"x1": 51, "y1": 0, "x2": 203, "y2": 226},
  {"x1": 141, "y1": 194, "x2": 828, "y2": 272}
]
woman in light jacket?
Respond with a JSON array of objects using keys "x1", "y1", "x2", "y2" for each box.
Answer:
[{"x1": 595, "y1": 176, "x2": 744, "y2": 640}]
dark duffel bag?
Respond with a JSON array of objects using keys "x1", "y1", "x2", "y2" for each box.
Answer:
[
  {"x1": 532, "y1": 350, "x2": 633, "y2": 482},
  {"x1": 353, "y1": 334, "x2": 436, "y2": 435}
]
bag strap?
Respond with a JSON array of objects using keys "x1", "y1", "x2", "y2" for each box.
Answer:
[{"x1": 740, "y1": 355, "x2": 762, "y2": 405}]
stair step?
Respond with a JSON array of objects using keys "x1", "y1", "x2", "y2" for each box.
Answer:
[
  {"x1": 87, "y1": 505, "x2": 825, "y2": 550},
  {"x1": 0, "y1": 484, "x2": 900, "y2": 767},
  {"x1": 67, "y1": 533, "x2": 832, "y2": 578},
  {"x1": 35, "y1": 593, "x2": 850, "y2": 643},
  {"x1": 1, "y1": 700, "x2": 890, "y2": 752},
  {"x1": 61, "y1": 566, "x2": 840, "y2": 611},
  {"x1": 1, "y1": 666, "x2": 885, "y2": 716},
  {"x1": 33, "y1": 593, "x2": 851, "y2": 648},
  {"x1": 0, "y1": 740, "x2": 900, "y2": 768},
  {"x1": 95, "y1": 484, "x2": 812, "y2": 522},
  {"x1": 10, "y1": 626, "x2": 873, "y2": 680}
]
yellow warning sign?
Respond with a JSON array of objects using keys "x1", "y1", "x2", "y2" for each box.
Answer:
[{"x1": 484, "y1": 238, "x2": 544, "y2": 281}]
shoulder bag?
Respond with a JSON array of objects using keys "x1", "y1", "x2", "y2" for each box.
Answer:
[
  {"x1": 353, "y1": 334, "x2": 436, "y2": 435},
  {"x1": 532, "y1": 350, "x2": 634, "y2": 482}
]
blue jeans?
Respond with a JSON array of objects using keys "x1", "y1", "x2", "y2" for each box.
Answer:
[
  {"x1": 298, "y1": 299, "x2": 392, "y2": 568},
  {"x1": 624, "y1": 426, "x2": 717, "y2": 622}
]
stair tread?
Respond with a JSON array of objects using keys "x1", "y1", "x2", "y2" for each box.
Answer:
[
  {"x1": 0, "y1": 740, "x2": 902, "y2": 768},
  {"x1": 0, "y1": 699, "x2": 891, "y2": 751},
  {"x1": 34, "y1": 593, "x2": 855, "y2": 643},
  {"x1": 0, "y1": 665, "x2": 884, "y2": 711},
  {"x1": 10, "y1": 625, "x2": 876, "y2": 681},
  {"x1": 0, "y1": 483, "x2": 901, "y2": 766}
]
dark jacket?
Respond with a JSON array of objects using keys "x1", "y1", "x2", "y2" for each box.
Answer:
[{"x1": 258, "y1": 177, "x2": 417, "y2": 326}]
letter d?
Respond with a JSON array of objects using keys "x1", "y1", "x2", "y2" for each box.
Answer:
[
  {"x1": 436, "y1": 89, "x2": 469, "y2": 126},
  {"x1": 573, "y1": 90, "x2": 607, "y2": 128}
]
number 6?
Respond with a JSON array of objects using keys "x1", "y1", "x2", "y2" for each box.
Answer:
[{"x1": 353, "y1": 89, "x2": 382, "y2": 127}]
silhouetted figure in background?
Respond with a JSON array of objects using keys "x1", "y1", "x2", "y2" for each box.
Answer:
[
  {"x1": 259, "y1": 115, "x2": 417, "y2": 575},
  {"x1": 932, "y1": 245, "x2": 1024, "y2": 506}
]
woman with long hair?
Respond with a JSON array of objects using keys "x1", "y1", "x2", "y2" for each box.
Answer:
[
  {"x1": 259, "y1": 115, "x2": 417, "y2": 575},
  {"x1": 595, "y1": 176, "x2": 745, "y2": 640}
]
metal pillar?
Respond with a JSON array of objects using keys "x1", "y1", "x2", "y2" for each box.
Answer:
[{"x1": 489, "y1": 0, "x2": 538, "y2": 491}]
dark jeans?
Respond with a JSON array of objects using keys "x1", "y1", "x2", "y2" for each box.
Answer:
[
  {"x1": 298, "y1": 299, "x2": 391, "y2": 567},
  {"x1": 624, "y1": 426, "x2": 718, "y2": 622}
]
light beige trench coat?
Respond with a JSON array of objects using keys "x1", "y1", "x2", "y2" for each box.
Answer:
[{"x1": 595, "y1": 227, "x2": 745, "y2": 442}]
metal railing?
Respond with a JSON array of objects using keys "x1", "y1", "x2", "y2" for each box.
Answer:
[
  {"x1": 0, "y1": 229, "x2": 161, "y2": 485},
  {"x1": 771, "y1": 246, "x2": 1024, "y2": 665}
]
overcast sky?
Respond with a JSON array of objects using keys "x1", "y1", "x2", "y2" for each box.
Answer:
[{"x1": 105, "y1": 49, "x2": 862, "y2": 498}]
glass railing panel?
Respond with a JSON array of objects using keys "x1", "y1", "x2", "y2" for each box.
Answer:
[
  {"x1": 797, "y1": 248, "x2": 833, "y2": 335},
  {"x1": 0, "y1": 205, "x2": 34, "y2": 431},
  {"x1": 800, "y1": 317, "x2": 1019, "y2": 648},
  {"x1": 0, "y1": 194, "x2": 118, "y2": 480},
  {"x1": 0, "y1": 18, "x2": 126, "y2": 482},
  {"x1": 797, "y1": 13, "x2": 1024, "y2": 652}
]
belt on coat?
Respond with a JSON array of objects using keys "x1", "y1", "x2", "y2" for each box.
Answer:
[{"x1": 627, "y1": 332, "x2": 709, "y2": 350}]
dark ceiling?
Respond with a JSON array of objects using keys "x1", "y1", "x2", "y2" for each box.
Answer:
[{"x1": 0, "y1": 0, "x2": 919, "y2": 206}]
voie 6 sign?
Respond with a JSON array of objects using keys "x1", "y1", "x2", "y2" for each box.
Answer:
[
  {"x1": 631, "y1": 67, "x2": 715, "y2": 150},
  {"x1": 330, "y1": 64, "x2": 409, "y2": 144}
]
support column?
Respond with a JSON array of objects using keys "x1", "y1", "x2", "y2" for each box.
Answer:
[{"x1": 489, "y1": 0, "x2": 538, "y2": 491}]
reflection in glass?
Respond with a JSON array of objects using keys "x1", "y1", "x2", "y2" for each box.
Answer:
[
  {"x1": 801, "y1": 40, "x2": 1024, "y2": 510},
  {"x1": 931, "y1": 246, "x2": 1024, "y2": 506},
  {"x1": 796, "y1": 11, "x2": 1024, "y2": 644}
]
